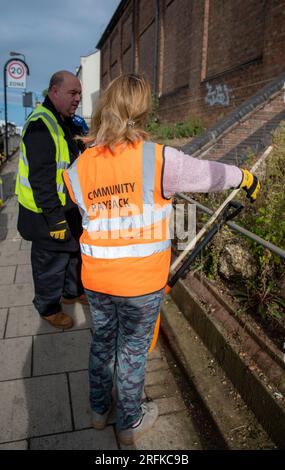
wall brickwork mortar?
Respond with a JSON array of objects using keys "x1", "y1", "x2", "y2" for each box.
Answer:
[{"x1": 98, "y1": 0, "x2": 285, "y2": 127}]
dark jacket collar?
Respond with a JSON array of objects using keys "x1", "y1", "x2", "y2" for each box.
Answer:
[
  {"x1": 43, "y1": 96, "x2": 64, "y2": 124},
  {"x1": 42, "y1": 96, "x2": 79, "y2": 160}
]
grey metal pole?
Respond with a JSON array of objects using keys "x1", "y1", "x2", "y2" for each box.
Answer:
[
  {"x1": 176, "y1": 192, "x2": 285, "y2": 260},
  {"x1": 3, "y1": 61, "x2": 9, "y2": 160}
]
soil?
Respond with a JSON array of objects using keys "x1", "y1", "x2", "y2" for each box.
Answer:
[
  {"x1": 207, "y1": 274, "x2": 285, "y2": 353},
  {"x1": 154, "y1": 136, "x2": 192, "y2": 148}
]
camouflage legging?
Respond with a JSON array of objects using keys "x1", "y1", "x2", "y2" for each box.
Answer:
[{"x1": 85, "y1": 288, "x2": 164, "y2": 430}]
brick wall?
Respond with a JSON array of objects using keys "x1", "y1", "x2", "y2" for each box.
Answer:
[
  {"x1": 98, "y1": 0, "x2": 285, "y2": 126},
  {"x1": 137, "y1": 0, "x2": 156, "y2": 88},
  {"x1": 206, "y1": 0, "x2": 265, "y2": 78},
  {"x1": 121, "y1": 5, "x2": 133, "y2": 73},
  {"x1": 160, "y1": 0, "x2": 191, "y2": 95}
]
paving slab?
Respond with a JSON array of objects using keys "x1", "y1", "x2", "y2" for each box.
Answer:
[
  {"x1": 0, "y1": 282, "x2": 34, "y2": 308},
  {"x1": 0, "y1": 200, "x2": 18, "y2": 215},
  {"x1": 61, "y1": 303, "x2": 92, "y2": 330},
  {"x1": 6, "y1": 304, "x2": 91, "y2": 338},
  {"x1": 0, "y1": 217, "x2": 8, "y2": 242},
  {"x1": 69, "y1": 370, "x2": 91, "y2": 429},
  {"x1": 5, "y1": 228, "x2": 21, "y2": 240},
  {"x1": 0, "y1": 308, "x2": 8, "y2": 338},
  {"x1": 0, "y1": 336, "x2": 32, "y2": 380},
  {"x1": 30, "y1": 428, "x2": 118, "y2": 450},
  {"x1": 0, "y1": 375, "x2": 72, "y2": 443},
  {"x1": 33, "y1": 330, "x2": 91, "y2": 376},
  {"x1": 0, "y1": 250, "x2": 30, "y2": 266},
  {"x1": 0, "y1": 265, "x2": 16, "y2": 285},
  {"x1": 0, "y1": 440, "x2": 28, "y2": 450},
  {"x1": 6, "y1": 305, "x2": 56, "y2": 337},
  {"x1": 20, "y1": 239, "x2": 31, "y2": 250},
  {"x1": 69, "y1": 369, "x2": 117, "y2": 430},
  {"x1": 0, "y1": 239, "x2": 21, "y2": 254},
  {"x1": 5, "y1": 213, "x2": 18, "y2": 229},
  {"x1": 2, "y1": 196, "x2": 18, "y2": 208},
  {"x1": 15, "y1": 264, "x2": 33, "y2": 284}
]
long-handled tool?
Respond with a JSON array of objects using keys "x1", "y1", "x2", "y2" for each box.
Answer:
[
  {"x1": 170, "y1": 145, "x2": 273, "y2": 273},
  {"x1": 149, "y1": 200, "x2": 244, "y2": 352},
  {"x1": 149, "y1": 145, "x2": 274, "y2": 352}
]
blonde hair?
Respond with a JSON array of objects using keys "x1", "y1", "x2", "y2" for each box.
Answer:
[{"x1": 82, "y1": 74, "x2": 151, "y2": 150}]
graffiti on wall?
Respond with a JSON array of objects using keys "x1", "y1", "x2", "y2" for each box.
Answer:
[{"x1": 205, "y1": 82, "x2": 231, "y2": 106}]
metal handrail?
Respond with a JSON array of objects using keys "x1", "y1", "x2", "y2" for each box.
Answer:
[{"x1": 175, "y1": 192, "x2": 285, "y2": 260}]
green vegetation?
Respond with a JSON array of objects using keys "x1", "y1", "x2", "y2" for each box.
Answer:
[
  {"x1": 147, "y1": 117, "x2": 204, "y2": 141},
  {"x1": 147, "y1": 93, "x2": 204, "y2": 144},
  {"x1": 188, "y1": 123, "x2": 285, "y2": 324},
  {"x1": 237, "y1": 125, "x2": 285, "y2": 321}
]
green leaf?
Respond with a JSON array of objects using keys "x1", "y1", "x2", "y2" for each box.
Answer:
[{"x1": 274, "y1": 297, "x2": 285, "y2": 308}]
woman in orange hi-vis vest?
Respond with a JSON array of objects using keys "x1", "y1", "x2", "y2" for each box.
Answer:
[{"x1": 63, "y1": 74, "x2": 260, "y2": 445}]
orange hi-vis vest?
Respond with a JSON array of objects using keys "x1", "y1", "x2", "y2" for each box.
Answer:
[{"x1": 64, "y1": 140, "x2": 172, "y2": 296}]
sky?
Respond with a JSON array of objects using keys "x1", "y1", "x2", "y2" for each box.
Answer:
[{"x1": 0, "y1": 0, "x2": 121, "y2": 126}]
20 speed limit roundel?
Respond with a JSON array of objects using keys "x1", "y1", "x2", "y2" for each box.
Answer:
[
  {"x1": 7, "y1": 61, "x2": 25, "y2": 80},
  {"x1": 6, "y1": 60, "x2": 27, "y2": 89}
]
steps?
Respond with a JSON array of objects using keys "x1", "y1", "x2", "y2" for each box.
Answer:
[
  {"x1": 159, "y1": 275, "x2": 285, "y2": 448},
  {"x1": 182, "y1": 71, "x2": 285, "y2": 166},
  {"x1": 160, "y1": 296, "x2": 276, "y2": 449}
]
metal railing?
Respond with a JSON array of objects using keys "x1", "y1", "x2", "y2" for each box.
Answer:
[{"x1": 176, "y1": 192, "x2": 285, "y2": 260}]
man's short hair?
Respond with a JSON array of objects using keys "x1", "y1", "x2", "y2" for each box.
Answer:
[{"x1": 48, "y1": 71, "x2": 76, "y2": 91}]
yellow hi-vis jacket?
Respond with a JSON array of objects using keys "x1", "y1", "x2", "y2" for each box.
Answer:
[
  {"x1": 15, "y1": 105, "x2": 70, "y2": 213},
  {"x1": 64, "y1": 141, "x2": 173, "y2": 297}
]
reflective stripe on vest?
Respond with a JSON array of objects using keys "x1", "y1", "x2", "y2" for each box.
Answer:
[
  {"x1": 80, "y1": 239, "x2": 171, "y2": 259},
  {"x1": 142, "y1": 142, "x2": 155, "y2": 205},
  {"x1": 19, "y1": 175, "x2": 64, "y2": 194},
  {"x1": 88, "y1": 203, "x2": 172, "y2": 232},
  {"x1": 19, "y1": 150, "x2": 28, "y2": 167},
  {"x1": 67, "y1": 142, "x2": 172, "y2": 233},
  {"x1": 22, "y1": 111, "x2": 62, "y2": 161},
  {"x1": 66, "y1": 158, "x2": 90, "y2": 229},
  {"x1": 23, "y1": 111, "x2": 59, "y2": 139},
  {"x1": 16, "y1": 106, "x2": 70, "y2": 212},
  {"x1": 66, "y1": 141, "x2": 172, "y2": 296},
  {"x1": 19, "y1": 149, "x2": 69, "y2": 172}
]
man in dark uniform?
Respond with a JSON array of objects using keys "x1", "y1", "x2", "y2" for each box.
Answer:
[{"x1": 16, "y1": 70, "x2": 87, "y2": 329}]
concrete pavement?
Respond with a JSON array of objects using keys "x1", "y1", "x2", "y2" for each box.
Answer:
[{"x1": 0, "y1": 153, "x2": 199, "y2": 451}]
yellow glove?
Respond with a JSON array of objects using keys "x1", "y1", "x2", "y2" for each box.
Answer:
[
  {"x1": 238, "y1": 169, "x2": 260, "y2": 202},
  {"x1": 49, "y1": 220, "x2": 70, "y2": 241}
]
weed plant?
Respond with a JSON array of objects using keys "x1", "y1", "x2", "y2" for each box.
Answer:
[{"x1": 184, "y1": 123, "x2": 285, "y2": 323}]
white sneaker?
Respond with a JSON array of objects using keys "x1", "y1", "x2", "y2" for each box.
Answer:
[{"x1": 118, "y1": 400, "x2": 158, "y2": 445}]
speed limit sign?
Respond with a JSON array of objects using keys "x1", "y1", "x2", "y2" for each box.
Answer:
[{"x1": 7, "y1": 60, "x2": 27, "y2": 89}]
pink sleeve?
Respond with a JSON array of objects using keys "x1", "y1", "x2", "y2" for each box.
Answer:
[{"x1": 163, "y1": 146, "x2": 243, "y2": 197}]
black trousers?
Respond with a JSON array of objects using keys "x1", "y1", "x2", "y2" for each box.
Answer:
[{"x1": 31, "y1": 242, "x2": 84, "y2": 317}]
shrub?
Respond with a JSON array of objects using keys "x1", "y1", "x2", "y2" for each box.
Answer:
[
  {"x1": 189, "y1": 122, "x2": 285, "y2": 323},
  {"x1": 147, "y1": 117, "x2": 204, "y2": 140}
]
